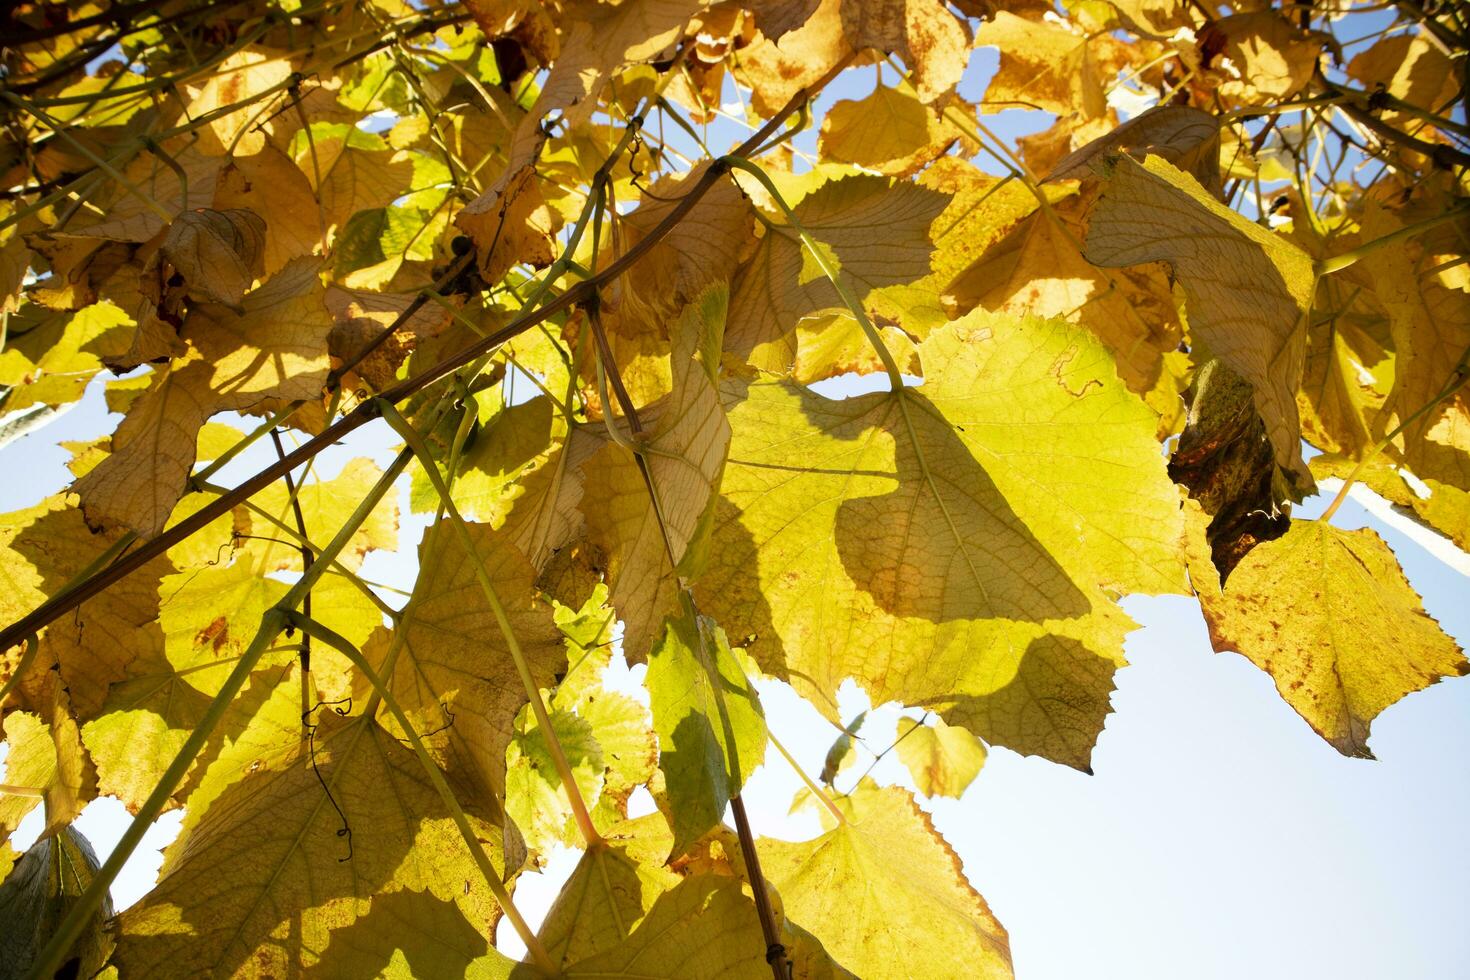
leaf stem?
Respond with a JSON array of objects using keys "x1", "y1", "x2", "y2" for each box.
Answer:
[
  {"x1": 1315, "y1": 202, "x2": 1470, "y2": 276},
  {"x1": 768, "y1": 730, "x2": 845, "y2": 825}
]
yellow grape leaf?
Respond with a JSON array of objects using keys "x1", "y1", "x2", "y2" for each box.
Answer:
[
  {"x1": 158, "y1": 208, "x2": 267, "y2": 308},
  {"x1": 1046, "y1": 105, "x2": 1223, "y2": 199},
  {"x1": 418, "y1": 396, "x2": 557, "y2": 519},
  {"x1": 838, "y1": 0, "x2": 971, "y2": 103},
  {"x1": 505, "y1": 420, "x2": 609, "y2": 577},
  {"x1": 375, "y1": 520, "x2": 565, "y2": 806},
  {"x1": 214, "y1": 146, "x2": 323, "y2": 273},
  {"x1": 736, "y1": 0, "x2": 853, "y2": 117},
  {"x1": 114, "y1": 713, "x2": 502, "y2": 978},
  {"x1": 1296, "y1": 274, "x2": 1394, "y2": 460},
  {"x1": 792, "y1": 310, "x2": 920, "y2": 386},
  {"x1": 818, "y1": 84, "x2": 967, "y2": 178},
  {"x1": 457, "y1": 164, "x2": 561, "y2": 285},
  {"x1": 288, "y1": 123, "x2": 415, "y2": 243},
  {"x1": 62, "y1": 143, "x2": 220, "y2": 243},
  {"x1": 306, "y1": 890, "x2": 514, "y2": 979},
  {"x1": 559, "y1": 875, "x2": 783, "y2": 978},
  {"x1": 1362, "y1": 211, "x2": 1470, "y2": 490},
  {"x1": 0, "y1": 497, "x2": 172, "y2": 720},
  {"x1": 0, "y1": 301, "x2": 132, "y2": 413},
  {"x1": 158, "y1": 563, "x2": 289, "y2": 682},
  {"x1": 645, "y1": 607, "x2": 767, "y2": 860},
  {"x1": 1347, "y1": 33, "x2": 1460, "y2": 134},
  {"x1": 943, "y1": 188, "x2": 1184, "y2": 416},
  {"x1": 975, "y1": 11, "x2": 1125, "y2": 119},
  {"x1": 73, "y1": 257, "x2": 335, "y2": 536},
  {"x1": 698, "y1": 312, "x2": 1185, "y2": 768},
  {"x1": 1104, "y1": 0, "x2": 1193, "y2": 36},
  {"x1": 80, "y1": 650, "x2": 295, "y2": 814},
  {"x1": 0, "y1": 827, "x2": 114, "y2": 980},
  {"x1": 1209, "y1": 11, "x2": 1322, "y2": 104},
  {"x1": 0, "y1": 707, "x2": 93, "y2": 841},
  {"x1": 919, "y1": 157, "x2": 1054, "y2": 303},
  {"x1": 727, "y1": 173, "x2": 948, "y2": 371},
  {"x1": 1193, "y1": 515, "x2": 1468, "y2": 758},
  {"x1": 537, "y1": 0, "x2": 709, "y2": 125},
  {"x1": 582, "y1": 286, "x2": 731, "y2": 660},
  {"x1": 602, "y1": 164, "x2": 755, "y2": 348},
  {"x1": 247, "y1": 456, "x2": 400, "y2": 573},
  {"x1": 895, "y1": 715, "x2": 986, "y2": 798},
  {"x1": 535, "y1": 841, "x2": 677, "y2": 971},
  {"x1": 183, "y1": 49, "x2": 297, "y2": 156},
  {"x1": 1084, "y1": 153, "x2": 1316, "y2": 495},
  {"x1": 760, "y1": 782, "x2": 1012, "y2": 979}
]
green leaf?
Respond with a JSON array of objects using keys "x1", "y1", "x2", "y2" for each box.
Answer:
[{"x1": 645, "y1": 607, "x2": 767, "y2": 859}]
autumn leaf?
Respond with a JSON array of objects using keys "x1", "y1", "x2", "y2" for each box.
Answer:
[
  {"x1": 1084, "y1": 153, "x2": 1317, "y2": 496},
  {"x1": 1191, "y1": 512, "x2": 1468, "y2": 758},
  {"x1": 699, "y1": 312, "x2": 1185, "y2": 768},
  {"x1": 895, "y1": 715, "x2": 986, "y2": 798},
  {"x1": 726, "y1": 173, "x2": 948, "y2": 371},
  {"x1": 114, "y1": 713, "x2": 503, "y2": 977},
  {"x1": 2, "y1": 3, "x2": 1467, "y2": 975},
  {"x1": 761, "y1": 781, "x2": 1012, "y2": 979},
  {"x1": 73, "y1": 257, "x2": 335, "y2": 536}
]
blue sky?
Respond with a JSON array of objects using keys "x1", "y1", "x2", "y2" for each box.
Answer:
[{"x1": 5, "y1": 14, "x2": 1470, "y2": 978}]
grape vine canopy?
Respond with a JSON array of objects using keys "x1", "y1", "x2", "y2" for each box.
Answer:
[{"x1": 0, "y1": 0, "x2": 1467, "y2": 977}]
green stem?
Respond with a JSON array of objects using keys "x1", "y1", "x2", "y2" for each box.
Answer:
[
  {"x1": 768, "y1": 730, "x2": 845, "y2": 825},
  {"x1": 24, "y1": 448, "x2": 412, "y2": 980},
  {"x1": 1316, "y1": 202, "x2": 1470, "y2": 276}
]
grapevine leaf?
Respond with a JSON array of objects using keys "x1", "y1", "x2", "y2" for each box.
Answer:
[
  {"x1": 0, "y1": 827, "x2": 114, "y2": 980},
  {"x1": 760, "y1": 781, "x2": 1012, "y2": 979},
  {"x1": 73, "y1": 258, "x2": 336, "y2": 537},
  {"x1": 895, "y1": 715, "x2": 986, "y2": 799},
  {"x1": 373, "y1": 521, "x2": 565, "y2": 806},
  {"x1": 727, "y1": 174, "x2": 948, "y2": 371},
  {"x1": 645, "y1": 608, "x2": 767, "y2": 860},
  {"x1": 115, "y1": 713, "x2": 503, "y2": 977},
  {"x1": 699, "y1": 312, "x2": 1185, "y2": 768},
  {"x1": 818, "y1": 84, "x2": 968, "y2": 178},
  {"x1": 1192, "y1": 514, "x2": 1469, "y2": 758},
  {"x1": 1084, "y1": 153, "x2": 1317, "y2": 495},
  {"x1": 306, "y1": 890, "x2": 515, "y2": 980},
  {"x1": 582, "y1": 285, "x2": 731, "y2": 660}
]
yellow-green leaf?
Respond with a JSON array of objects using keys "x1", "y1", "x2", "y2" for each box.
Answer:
[
  {"x1": 761, "y1": 782, "x2": 1012, "y2": 979},
  {"x1": 895, "y1": 715, "x2": 986, "y2": 799},
  {"x1": 1194, "y1": 517, "x2": 1468, "y2": 757}
]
